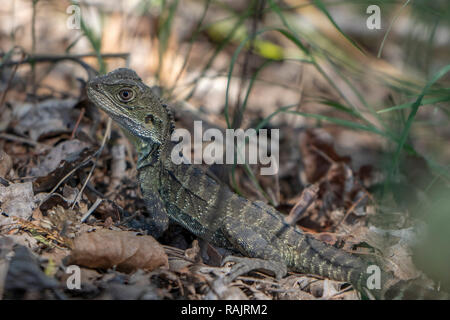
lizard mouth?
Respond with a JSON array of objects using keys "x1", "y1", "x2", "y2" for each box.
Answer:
[
  {"x1": 87, "y1": 84, "x2": 134, "y2": 129},
  {"x1": 87, "y1": 83, "x2": 123, "y2": 117}
]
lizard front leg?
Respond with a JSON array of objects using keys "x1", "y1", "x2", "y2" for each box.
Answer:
[
  {"x1": 139, "y1": 173, "x2": 169, "y2": 239},
  {"x1": 221, "y1": 217, "x2": 287, "y2": 282}
]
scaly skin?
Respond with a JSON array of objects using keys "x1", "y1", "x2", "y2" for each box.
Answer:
[{"x1": 87, "y1": 68, "x2": 447, "y2": 300}]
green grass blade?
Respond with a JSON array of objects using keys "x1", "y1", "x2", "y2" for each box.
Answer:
[
  {"x1": 224, "y1": 26, "x2": 314, "y2": 128},
  {"x1": 312, "y1": 0, "x2": 365, "y2": 54},
  {"x1": 157, "y1": 0, "x2": 179, "y2": 82},
  {"x1": 377, "y1": 0, "x2": 411, "y2": 58},
  {"x1": 185, "y1": 12, "x2": 249, "y2": 100},
  {"x1": 377, "y1": 96, "x2": 450, "y2": 114},
  {"x1": 391, "y1": 64, "x2": 450, "y2": 174},
  {"x1": 313, "y1": 99, "x2": 363, "y2": 118}
]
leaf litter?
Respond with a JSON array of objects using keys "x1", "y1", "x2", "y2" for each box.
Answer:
[{"x1": 0, "y1": 95, "x2": 440, "y2": 300}]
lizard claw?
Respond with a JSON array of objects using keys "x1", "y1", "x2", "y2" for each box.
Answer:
[{"x1": 221, "y1": 255, "x2": 287, "y2": 283}]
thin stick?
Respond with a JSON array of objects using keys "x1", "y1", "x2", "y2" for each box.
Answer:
[
  {"x1": 1, "y1": 53, "x2": 129, "y2": 66},
  {"x1": 336, "y1": 192, "x2": 367, "y2": 227},
  {"x1": 71, "y1": 118, "x2": 112, "y2": 209},
  {"x1": 38, "y1": 151, "x2": 100, "y2": 207},
  {"x1": 377, "y1": 0, "x2": 411, "y2": 58},
  {"x1": 80, "y1": 198, "x2": 103, "y2": 223},
  {"x1": 1, "y1": 53, "x2": 128, "y2": 80},
  {"x1": 70, "y1": 107, "x2": 85, "y2": 139},
  {"x1": 328, "y1": 286, "x2": 357, "y2": 300},
  {"x1": 0, "y1": 133, "x2": 48, "y2": 149}
]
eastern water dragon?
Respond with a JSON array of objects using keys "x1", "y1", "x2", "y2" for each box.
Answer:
[{"x1": 86, "y1": 68, "x2": 447, "y2": 300}]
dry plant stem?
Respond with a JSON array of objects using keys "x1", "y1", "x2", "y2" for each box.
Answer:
[
  {"x1": 299, "y1": 278, "x2": 322, "y2": 291},
  {"x1": 80, "y1": 198, "x2": 103, "y2": 223},
  {"x1": 2, "y1": 53, "x2": 129, "y2": 80},
  {"x1": 310, "y1": 145, "x2": 335, "y2": 164},
  {"x1": 327, "y1": 286, "x2": 357, "y2": 300},
  {"x1": 38, "y1": 151, "x2": 100, "y2": 206},
  {"x1": 71, "y1": 118, "x2": 112, "y2": 209},
  {"x1": 0, "y1": 133, "x2": 48, "y2": 149},
  {"x1": 162, "y1": 245, "x2": 185, "y2": 255},
  {"x1": 1, "y1": 53, "x2": 129, "y2": 66},
  {"x1": 70, "y1": 107, "x2": 85, "y2": 139},
  {"x1": 334, "y1": 191, "x2": 368, "y2": 229}
]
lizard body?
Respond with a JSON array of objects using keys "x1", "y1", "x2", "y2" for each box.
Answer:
[{"x1": 87, "y1": 68, "x2": 447, "y2": 299}]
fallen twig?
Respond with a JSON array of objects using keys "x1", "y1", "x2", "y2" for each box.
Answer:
[
  {"x1": 38, "y1": 151, "x2": 99, "y2": 207},
  {"x1": 1, "y1": 53, "x2": 128, "y2": 79},
  {"x1": 70, "y1": 107, "x2": 86, "y2": 139},
  {"x1": 80, "y1": 198, "x2": 103, "y2": 223},
  {"x1": 71, "y1": 118, "x2": 112, "y2": 209},
  {"x1": 0, "y1": 133, "x2": 49, "y2": 150}
]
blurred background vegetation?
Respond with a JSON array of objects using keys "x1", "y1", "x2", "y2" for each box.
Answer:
[{"x1": 0, "y1": 0, "x2": 449, "y2": 288}]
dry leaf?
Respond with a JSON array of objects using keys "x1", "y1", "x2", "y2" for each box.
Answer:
[
  {"x1": 4, "y1": 245, "x2": 58, "y2": 298},
  {"x1": 12, "y1": 99, "x2": 79, "y2": 141},
  {"x1": 0, "y1": 182, "x2": 37, "y2": 227},
  {"x1": 67, "y1": 229, "x2": 168, "y2": 273},
  {"x1": 299, "y1": 128, "x2": 351, "y2": 184},
  {"x1": 30, "y1": 139, "x2": 90, "y2": 177},
  {"x1": 33, "y1": 147, "x2": 94, "y2": 193}
]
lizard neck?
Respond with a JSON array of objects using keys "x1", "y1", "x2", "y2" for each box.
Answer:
[
  {"x1": 122, "y1": 128, "x2": 162, "y2": 170},
  {"x1": 120, "y1": 101, "x2": 175, "y2": 169}
]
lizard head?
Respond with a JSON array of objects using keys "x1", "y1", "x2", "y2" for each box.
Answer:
[{"x1": 87, "y1": 68, "x2": 174, "y2": 147}]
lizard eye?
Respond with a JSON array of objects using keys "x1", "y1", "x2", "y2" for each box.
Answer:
[{"x1": 118, "y1": 88, "x2": 135, "y2": 102}]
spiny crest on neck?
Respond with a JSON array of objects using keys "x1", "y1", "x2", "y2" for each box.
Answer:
[{"x1": 161, "y1": 102, "x2": 175, "y2": 135}]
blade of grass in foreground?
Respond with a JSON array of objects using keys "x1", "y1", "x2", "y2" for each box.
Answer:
[
  {"x1": 157, "y1": 0, "x2": 179, "y2": 82},
  {"x1": 378, "y1": 0, "x2": 411, "y2": 58},
  {"x1": 312, "y1": 0, "x2": 365, "y2": 54},
  {"x1": 184, "y1": 11, "x2": 249, "y2": 101},
  {"x1": 74, "y1": 0, "x2": 105, "y2": 74},
  {"x1": 224, "y1": 27, "x2": 313, "y2": 128},
  {"x1": 231, "y1": 60, "x2": 274, "y2": 129},
  {"x1": 391, "y1": 64, "x2": 450, "y2": 176},
  {"x1": 377, "y1": 96, "x2": 450, "y2": 114},
  {"x1": 260, "y1": 104, "x2": 417, "y2": 155}
]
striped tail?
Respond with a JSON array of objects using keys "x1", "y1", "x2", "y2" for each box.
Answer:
[{"x1": 290, "y1": 233, "x2": 448, "y2": 299}]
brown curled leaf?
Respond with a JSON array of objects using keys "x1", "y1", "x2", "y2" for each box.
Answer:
[{"x1": 67, "y1": 229, "x2": 168, "y2": 273}]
